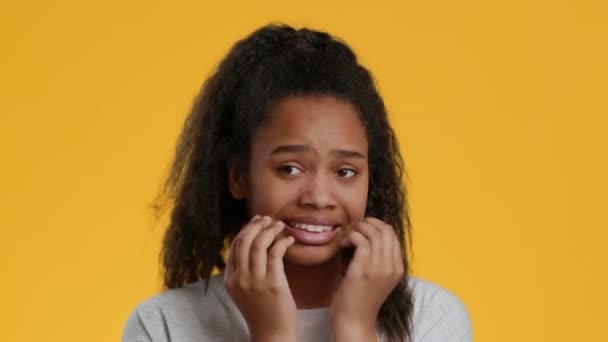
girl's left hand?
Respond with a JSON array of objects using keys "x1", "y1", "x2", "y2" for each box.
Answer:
[{"x1": 329, "y1": 217, "x2": 405, "y2": 339}]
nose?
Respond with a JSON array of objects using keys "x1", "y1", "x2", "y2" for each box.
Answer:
[{"x1": 298, "y1": 172, "x2": 337, "y2": 210}]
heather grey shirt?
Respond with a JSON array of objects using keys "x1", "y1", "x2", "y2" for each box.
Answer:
[{"x1": 122, "y1": 273, "x2": 472, "y2": 342}]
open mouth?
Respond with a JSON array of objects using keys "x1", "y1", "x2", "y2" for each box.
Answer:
[
  {"x1": 283, "y1": 221, "x2": 341, "y2": 245},
  {"x1": 288, "y1": 222, "x2": 337, "y2": 233}
]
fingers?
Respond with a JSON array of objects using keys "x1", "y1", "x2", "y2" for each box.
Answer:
[
  {"x1": 249, "y1": 220, "x2": 287, "y2": 279},
  {"x1": 226, "y1": 215, "x2": 295, "y2": 287},
  {"x1": 394, "y1": 234, "x2": 405, "y2": 276},
  {"x1": 225, "y1": 215, "x2": 260, "y2": 281},
  {"x1": 344, "y1": 217, "x2": 402, "y2": 277},
  {"x1": 345, "y1": 230, "x2": 370, "y2": 277},
  {"x1": 353, "y1": 220, "x2": 383, "y2": 270},
  {"x1": 235, "y1": 215, "x2": 273, "y2": 279},
  {"x1": 267, "y1": 235, "x2": 295, "y2": 282},
  {"x1": 225, "y1": 233, "x2": 238, "y2": 280},
  {"x1": 364, "y1": 217, "x2": 397, "y2": 270}
]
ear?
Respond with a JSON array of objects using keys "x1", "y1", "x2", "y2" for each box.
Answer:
[{"x1": 228, "y1": 165, "x2": 247, "y2": 200}]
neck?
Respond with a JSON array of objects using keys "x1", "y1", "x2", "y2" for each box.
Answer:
[{"x1": 284, "y1": 257, "x2": 342, "y2": 309}]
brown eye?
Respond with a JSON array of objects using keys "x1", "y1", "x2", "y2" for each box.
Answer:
[
  {"x1": 336, "y1": 168, "x2": 356, "y2": 179},
  {"x1": 278, "y1": 165, "x2": 303, "y2": 176}
]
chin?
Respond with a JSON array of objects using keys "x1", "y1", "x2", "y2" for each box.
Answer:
[{"x1": 283, "y1": 243, "x2": 340, "y2": 266}]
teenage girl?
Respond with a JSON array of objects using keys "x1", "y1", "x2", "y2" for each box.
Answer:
[{"x1": 122, "y1": 23, "x2": 471, "y2": 342}]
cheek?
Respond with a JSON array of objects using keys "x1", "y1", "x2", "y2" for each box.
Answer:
[
  {"x1": 341, "y1": 182, "x2": 369, "y2": 223},
  {"x1": 247, "y1": 174, "x2": 296, "y2": 214}
]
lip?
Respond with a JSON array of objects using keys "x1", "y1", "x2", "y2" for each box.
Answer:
[
  {"x1": 284, "y1": 224, "x2": 342, "y2": 245},
  {"x1": 279, "y1": 216, "x2": 342, "y2": 245}
]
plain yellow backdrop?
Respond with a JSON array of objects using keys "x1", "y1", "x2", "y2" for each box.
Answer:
[{"x1": 1, "y1": 0, "x2": 606, "y2": 341}]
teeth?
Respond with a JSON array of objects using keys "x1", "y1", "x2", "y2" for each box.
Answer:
[{"x1": 291, "y1": 223, "x2": 334, "y2": 233}]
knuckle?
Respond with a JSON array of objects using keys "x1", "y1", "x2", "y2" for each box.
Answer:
[
  {"x1": 268, "y1": 246, "x2": 282, "y2": 259},
  {"x1": 235, "y1": 235, "x2": 250, "y2": 247},
  {"x1": 384, "y1": 224, "x2": 395, "y2": 235},
  {"x1": 250, "y1": 242, "x2": 263, "y2": 254},
  {"x1": 269, "y1": 285, "x2": 281, "y2": 295},
  {"x1": 381, "y1": 268, "x2": 393, "y2": 278},
  {"x1": 358, "y1": 244, "x2": 370, "y2": 254},
  {"x1": 359, "y1": 236, "x2": 371, "y2": 247},
  {"x1": 251, "y1": 281, "x2": 266, "y2": 293},
  {"x1": 371, "y1": 229, "x2": 382, "y2": 239},
  {"x1": 265, "y1": 279, "x2": 282, "y2": 293},
  {"x1": 237, "y1": 278, "x2": 250, "y2": 290}
]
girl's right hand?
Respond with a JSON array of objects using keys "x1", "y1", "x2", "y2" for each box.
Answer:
[{"x1": 224, "y1": 215, "x2": 297, "y2": 342}]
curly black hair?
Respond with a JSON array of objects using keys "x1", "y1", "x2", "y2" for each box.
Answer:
[{"x1": 152, "y1": 23, "x2": 414, "y2": 342}]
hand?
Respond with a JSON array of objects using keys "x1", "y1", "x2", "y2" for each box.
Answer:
[
  {"x1": 329, "y1": 217, "x2": 405, "y2": 340},
  {"x1": 224, "y1": 215, "x2": 298, "y2": 342}
]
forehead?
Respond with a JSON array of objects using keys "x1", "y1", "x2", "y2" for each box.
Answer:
[{"x1": 252, "y1": 95, "x2": 368, "y2": 154}]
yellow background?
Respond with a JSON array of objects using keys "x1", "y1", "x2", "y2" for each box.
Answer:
[{"x1": 1, "y1": 0, "x2": 606, "y2": 341}]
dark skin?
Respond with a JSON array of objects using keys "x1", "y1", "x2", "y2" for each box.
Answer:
[{"x1": 225, "y1": 95, "x2": 404, "y2": 342}]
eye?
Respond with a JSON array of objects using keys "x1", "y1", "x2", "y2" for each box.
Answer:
[
  {"x1": 336, "y1": 168, "x2": 357, "y2": 179},
  {"x1": 278, "y1": 165, "x2": 304, "y2": 176}
]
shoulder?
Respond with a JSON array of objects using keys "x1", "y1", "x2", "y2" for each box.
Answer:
[
  {"x1": 121, "y1": 274, "x2": 231, "y2": 342},
  {"x1": 407, "y1": 276, "x2": 472, "y2": 342}
]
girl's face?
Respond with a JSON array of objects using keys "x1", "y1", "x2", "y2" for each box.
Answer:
[{"x1": 229, "y1": 94, "x2": 369, "y2": 266}]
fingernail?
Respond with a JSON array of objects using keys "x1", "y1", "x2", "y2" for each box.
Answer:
[
  {"x1": 276, "y1": 221, "x2": 285, "y2": 228},
  {"x1": 252, "y1": 214, "x2": 261, "y2": 221},
  {"x1": 262, "y1": 215, "x2": 272, "y2": 223}
]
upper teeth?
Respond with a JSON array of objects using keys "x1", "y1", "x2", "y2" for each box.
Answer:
[{"x1": 291, "y1": 223, "x2": 334, "y2": 232}]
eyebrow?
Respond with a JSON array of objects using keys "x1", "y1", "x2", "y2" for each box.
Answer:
[{"x1": 270, "y1": 144, "x2": 367, "y2": 159}]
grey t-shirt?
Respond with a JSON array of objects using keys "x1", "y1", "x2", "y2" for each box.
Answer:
[{"x1": 122, "y1": 273, "x2": 472, "y2": 342}]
